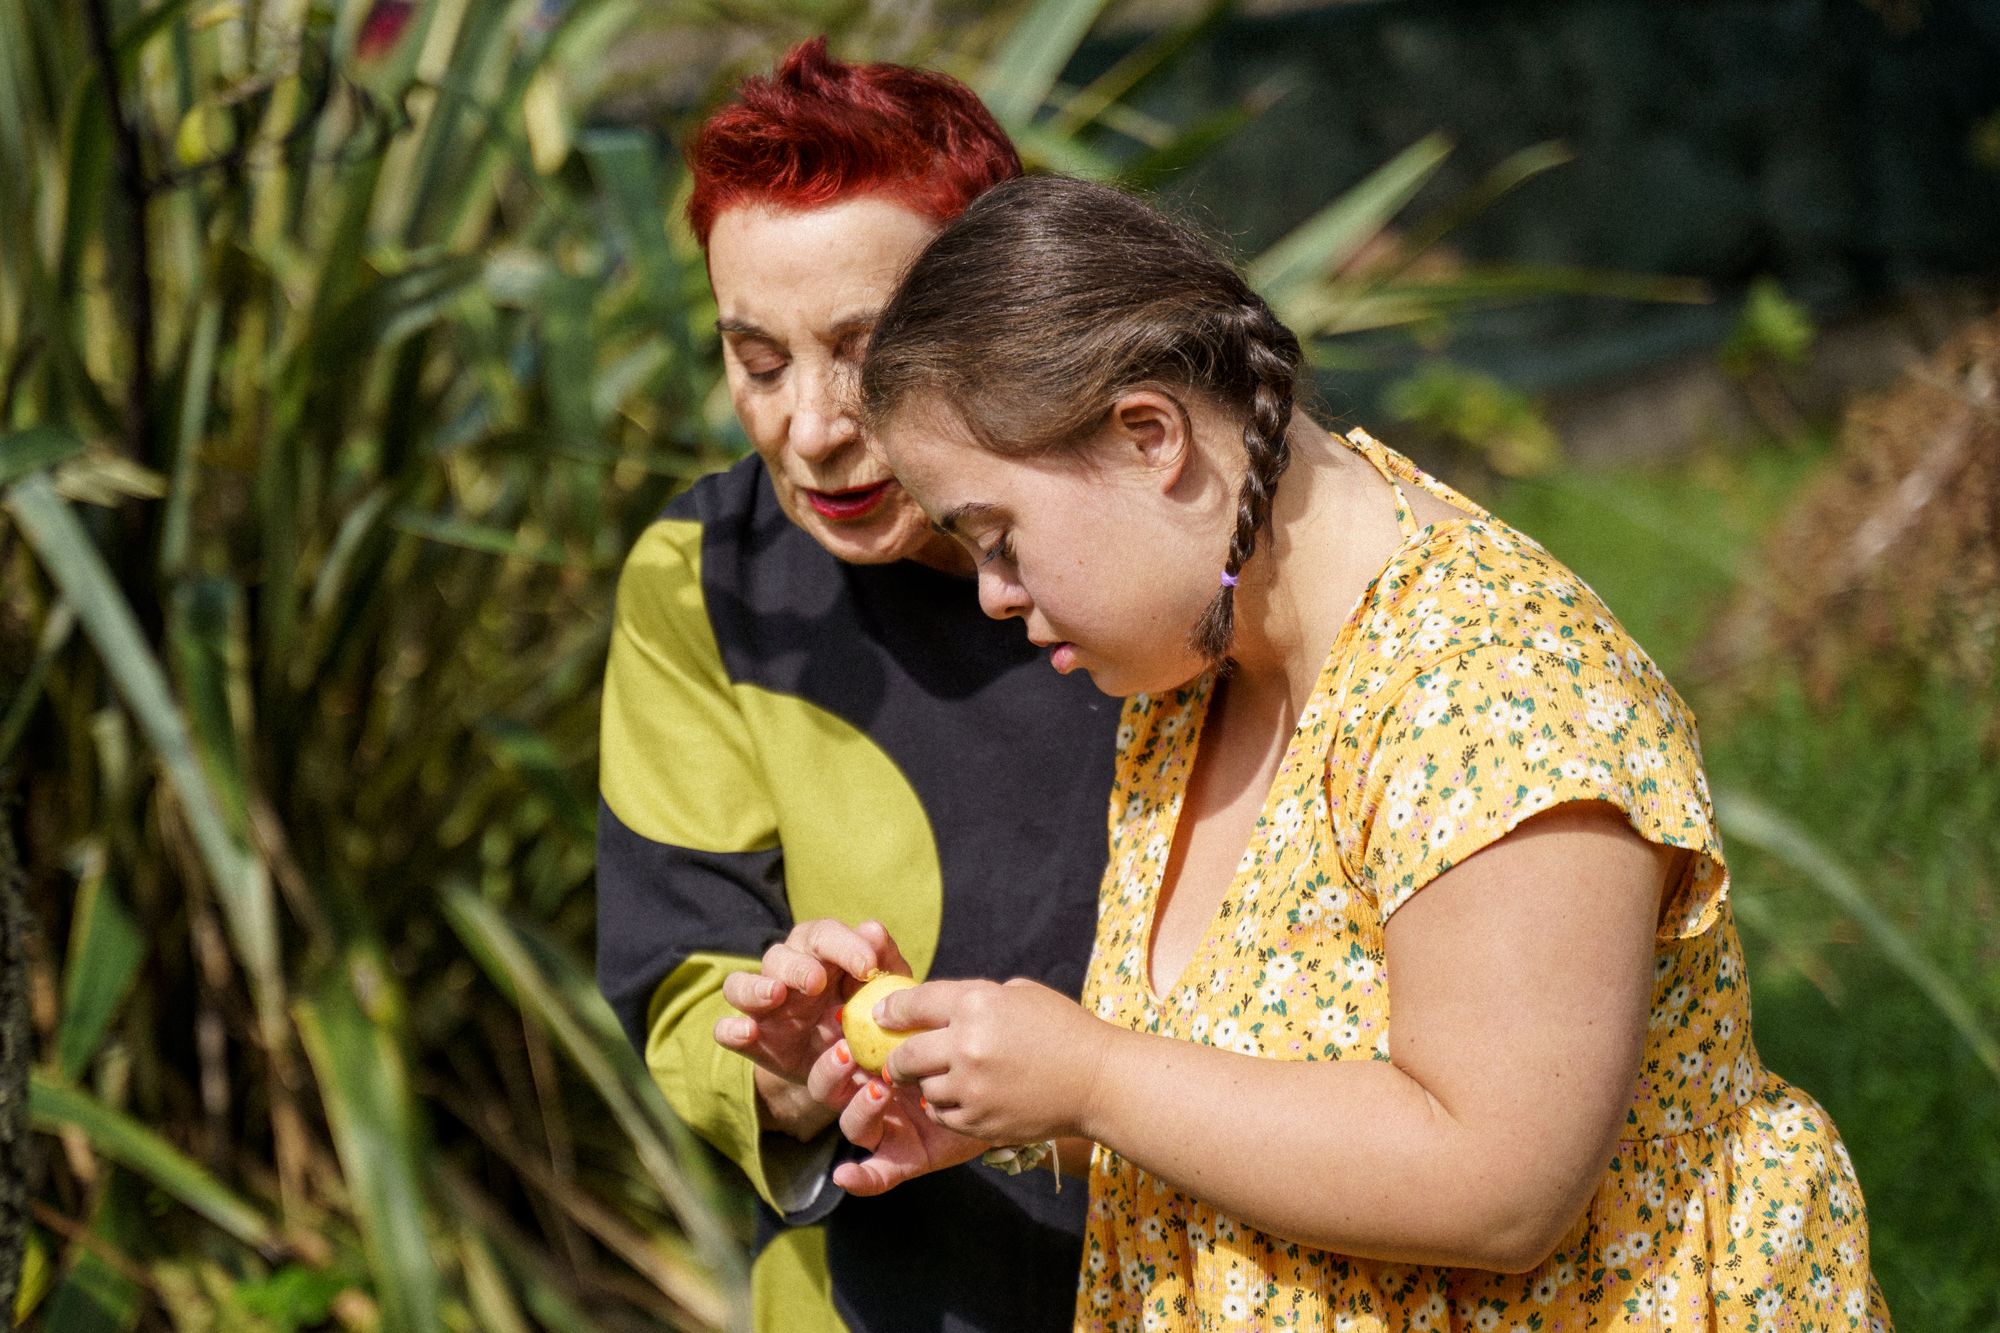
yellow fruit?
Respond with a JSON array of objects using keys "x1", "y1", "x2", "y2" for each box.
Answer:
[{"x1": 841, "y1": 972, "x2": 918, "y2": 1075}]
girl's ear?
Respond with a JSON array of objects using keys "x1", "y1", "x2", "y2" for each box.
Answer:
[{"x1": 1106, "y1": 389, "x2": 1193, "y2": 491}]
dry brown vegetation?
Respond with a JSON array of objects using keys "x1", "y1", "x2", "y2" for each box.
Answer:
[{"x1": 1702, "y1": 309, "x2": 2000, "y2": 722}]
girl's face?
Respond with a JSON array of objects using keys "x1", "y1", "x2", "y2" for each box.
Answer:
[{"x1": 880, "y1": 392, "x2": 1235, "y2": 696}]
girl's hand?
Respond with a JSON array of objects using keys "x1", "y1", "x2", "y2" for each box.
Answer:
[{"x1": 876, "y1": 978, "x2": 1115, "y2": 1145}]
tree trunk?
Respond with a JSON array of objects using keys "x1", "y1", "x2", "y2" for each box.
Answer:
[{"x1": 0, "y1": 776, "x2": 28, "y2": 1320}]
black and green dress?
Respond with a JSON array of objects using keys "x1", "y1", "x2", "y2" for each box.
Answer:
[{"x1": 597, "y1": 454, "x2": 1119, "y2": 1332}]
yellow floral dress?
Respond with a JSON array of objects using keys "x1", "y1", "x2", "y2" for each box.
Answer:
[{"x1": 1075, "y1": 430, "x2": 1891, "y2": 1332}]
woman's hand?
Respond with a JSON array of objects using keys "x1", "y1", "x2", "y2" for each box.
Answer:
[
  {"x1": 830, "y1": 1075, "x2": 988, "y2": 1197},
  {"x1": 713, "y1": 919, "x2": 909, "y2": 1137},
  {"x1": 875, "y1": 977, "x2": 1116, "y2": 1145}
]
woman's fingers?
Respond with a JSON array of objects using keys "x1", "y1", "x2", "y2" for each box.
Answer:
[
  {"x1": 854, "y1": 919, "x2": 912, "y2": 979},
  {"x1": 788, "y1": 919, "x2": 882, "y2": 984},
  {"x1": 713, "y1": 1013, "x2": 758, "y2": 1050},
  {"x1": 806, "y1": 1040, "x2": 869, "y2": 1108},
  {"x1": 832, "y1": 1153, "x2": 909, "y2": 1198},
  {"x1": 758, "y1": 942, "x2": 829, "y2": 997},
  {"x1": 721, "y1": 969, "x2": 787, "y2": 1015},
  {"x1": 837, "y1": 1077, "x2": 901, "y2": 1159}
]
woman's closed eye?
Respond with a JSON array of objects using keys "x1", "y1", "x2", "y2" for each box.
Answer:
[{"x1": 979, "y1": 534, "x2": 1015, "y2": 568}]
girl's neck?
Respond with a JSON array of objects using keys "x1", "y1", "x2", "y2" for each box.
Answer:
[{"x1": 1221, "y1": 418, "x2": 1406, "y2": 715}]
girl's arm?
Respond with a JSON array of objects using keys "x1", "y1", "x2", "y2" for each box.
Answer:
[{"x1": 870, "y1": 801, "x2": 1671, "y2": 1273}]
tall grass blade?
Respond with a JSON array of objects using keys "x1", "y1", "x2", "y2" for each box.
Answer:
[
  {"x1": 55, "y1": 851, "x2": 146, "y2": 1081},
  {"x1": 1716, "y1": 788, "x2": 2000, "y2": 1085},
  {"x1": 295, "y1": 970, "x2": 446, "y2": 1333},
  {"x1": 0, "y1": 426, "x2": 84, "y2": 488},
  {"x1": 441, "y1": 885, "x2": 749, "y2": 1330},
  {"x1": 1247, "y1": 132, "x2": 1452, "y2": 321},
  {"x1": 28, "y1": 1074, "x2": 278, "y2": 1248},
  {"x1": 3, "y1": 475, "x2": 281, "y2": 1023},
  {"x1": 977, "y1": 0, "x2": 1115, "y2": 129},
  {"x1": 1048, "y1": 0, "x2": 1234, "y2": 137}
]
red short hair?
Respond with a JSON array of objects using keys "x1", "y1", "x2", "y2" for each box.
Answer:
[{"x1": 685, "y1": 38, "x2": 1022, "y2": 247}]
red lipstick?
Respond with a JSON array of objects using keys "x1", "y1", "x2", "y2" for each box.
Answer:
[{"x1": 805, "y1": 480, "x2": 893, "y2": 521}]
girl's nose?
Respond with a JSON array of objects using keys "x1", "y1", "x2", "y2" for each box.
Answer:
[{"x1": 976, "y1": 569, "x2": 1029, "y2": 622}]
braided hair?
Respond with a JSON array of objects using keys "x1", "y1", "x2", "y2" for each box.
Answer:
[{"x1": 861, "y1": 176, "x2": 1305, "y2": 668}]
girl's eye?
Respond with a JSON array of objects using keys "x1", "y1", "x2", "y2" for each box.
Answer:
[{"x1": 979, "y1": 535, "x2": 1014, "y2": 568}]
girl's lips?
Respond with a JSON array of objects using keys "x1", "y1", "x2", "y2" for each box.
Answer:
[
  {"x1": 805, "y1": 479, "x2": 894, "y2": 521},
  {"x1": 1049, "y1": 642, "x2": 1079, "y2": 674}
]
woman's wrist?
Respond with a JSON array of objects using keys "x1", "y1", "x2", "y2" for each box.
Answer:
[{"x1": 755, "y1": 1064, "x2": 837, "y2": 1139}]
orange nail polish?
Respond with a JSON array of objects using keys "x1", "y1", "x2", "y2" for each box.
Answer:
[
  {"x1": 868, "y1": 1081, "x2": 886, "y2": 1102},
  {"x1": 834, "y1": 1041, "x2": 851, "y2": 1066},
  {"x1": 834, "y1": 1005, "x2": 845, "y2": 1025}
]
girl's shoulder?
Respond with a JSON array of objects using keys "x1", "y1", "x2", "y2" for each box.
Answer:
[{"x1": 1355, "y1": 513, "x2": 1662, "y2": 695}]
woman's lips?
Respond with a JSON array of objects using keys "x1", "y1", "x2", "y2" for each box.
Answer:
[{"x1": 804, "y1": 479, "x2": 894, "y2": 521}]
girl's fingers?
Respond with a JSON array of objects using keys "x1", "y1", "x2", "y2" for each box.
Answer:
[
  {"x1": 883, "y1": 1029, "x2": 952, "y2": 1084},
  {"x1": 721, "y1": 969, "x2": 787, "y2": 1014},
  {"x1": 873, "y1": 979, "x2": 968, "y2": 1031}
]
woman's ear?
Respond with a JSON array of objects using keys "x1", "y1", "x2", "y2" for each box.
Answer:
[{"x1": 1106, "y1": 389, "x2": 1193, "y2": 491}]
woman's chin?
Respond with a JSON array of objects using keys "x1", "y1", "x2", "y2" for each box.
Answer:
[{"x1": 793, "y1": 503, "x2": 931, "y2": 566}]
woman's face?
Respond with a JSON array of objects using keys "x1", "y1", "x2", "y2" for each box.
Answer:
[
  {"x1": 707, "y1": 196, "x2": 964, "y2": 568},
  {"x1": 880, "y1": 392, "x2": 1233, "y2": 697}
]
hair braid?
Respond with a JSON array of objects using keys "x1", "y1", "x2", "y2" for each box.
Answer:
[{"x1": 1188, "y1": 299, "x2": 1302, "y2": 667}]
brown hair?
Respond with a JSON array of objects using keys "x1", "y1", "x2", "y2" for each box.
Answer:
[{"x1": 860, "y1": 175, "x2": 1303, "y2": 666}]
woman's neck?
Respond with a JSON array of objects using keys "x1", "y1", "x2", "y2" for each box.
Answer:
[{"x1": 1222, "y1": 418, "x2": 1406, "y2": 715}]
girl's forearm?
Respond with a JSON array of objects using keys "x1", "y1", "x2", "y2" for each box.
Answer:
[{"x1": 1077, "y1": 1027, "x2": 1578, "y2": 1272}]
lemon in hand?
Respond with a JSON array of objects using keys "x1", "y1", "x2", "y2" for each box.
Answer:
[{"x1": 842, "y1": 971, "x2": 919, "y2": 1074}]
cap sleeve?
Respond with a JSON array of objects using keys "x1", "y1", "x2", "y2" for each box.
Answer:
[{"x1": 1336, "y1": 644, "x2": 1728, "y2": 940}]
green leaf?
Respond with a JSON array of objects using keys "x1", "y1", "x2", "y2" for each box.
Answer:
[
  {"x1": 29, "y1": 1074, "x2": 279, "y2": 1248},
  {"x1": 1048, "y1": 0, "x2": 1236, "y2": 137},
  {"x1": 295, "y1": 967, "x2": 446, "y2": 1333},
  {"x1": 0, "y1": 424, "x2": 85, "y2": 489},
  {"x1": 41, "y1": 1251, "x2": 143, "y2": 1333},
  {"x1": 441, "y1": 886, "x2": 748, "y2": 1325},
  {"x1": 1247, "y1": 132, "x2": 1453, "y2": 320},
  {"x1": 56, "y1": 851, "x2": 147, "y2": 1081},
  {"x1": 0, "y1": 600, "x2": 75, "y2": 768},
  {"x1": 977, "y1": 0, "x2": 1116, "y2": 129},
  {"x1": 1716, "y1": 788, "x2": 2000, "y2": 1085},
  {"x1": 3, "y1": 476, "x2": 281, "y2": 1029}
]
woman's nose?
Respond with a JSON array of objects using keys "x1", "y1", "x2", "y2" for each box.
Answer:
[{"x1": 789, "y1": 364, "x2": 859, "y2": 464}]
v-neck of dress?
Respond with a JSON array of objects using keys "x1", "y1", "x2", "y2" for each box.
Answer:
[{"x1": 1137, "y1": 433, "x2": 1481, "y2": 1007}]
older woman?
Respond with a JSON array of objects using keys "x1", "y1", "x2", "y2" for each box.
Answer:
[{"x1": 594, "y1": 41, "x2": 1118, "y2": 1332}]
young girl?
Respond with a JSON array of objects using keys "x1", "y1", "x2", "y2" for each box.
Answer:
[{"x1": 816, "y1": 176, "x2": 1891, "y2": 1330}]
